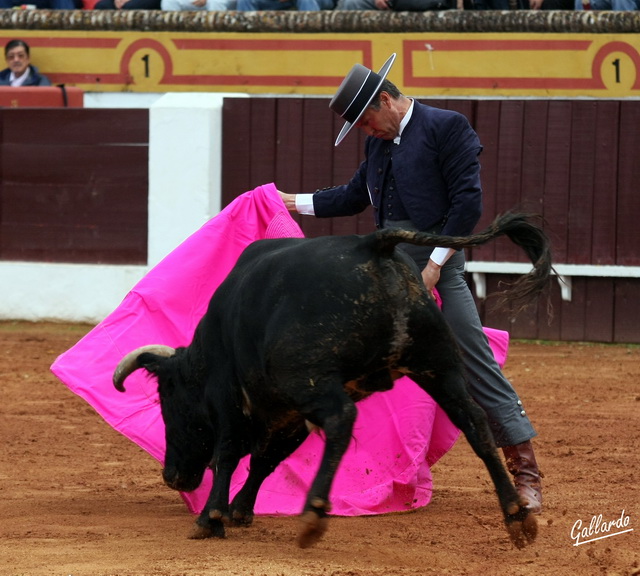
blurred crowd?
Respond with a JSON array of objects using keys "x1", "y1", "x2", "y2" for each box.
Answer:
[{"x1": 1, "y1": 0, "x2": 638, "y2": 12}]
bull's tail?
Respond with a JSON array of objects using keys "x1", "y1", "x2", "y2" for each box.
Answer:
[{"x1": 374, "y1": 212, "x2": 553, "y2": 316}]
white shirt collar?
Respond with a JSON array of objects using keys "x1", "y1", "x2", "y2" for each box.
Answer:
[
  {"x1": 10, "y1": 68, "x2": 31, "y2": 87},
  {"x1": 394, "y1": 98, "x2": 414, "y2": 145}
]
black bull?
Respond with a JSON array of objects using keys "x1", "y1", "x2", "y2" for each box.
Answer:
[{"x1": 113, "y1": 212, "x2": 551, "y2": 549}]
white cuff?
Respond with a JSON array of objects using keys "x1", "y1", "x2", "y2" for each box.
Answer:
[
  {"x1": 295, "y1": 194, "x2": 316, "y2": 215},
  {"x1": 430, "y1": 247, "x2": 455, "y2": 267}
]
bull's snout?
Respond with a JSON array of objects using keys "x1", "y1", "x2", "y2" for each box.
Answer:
[
  {"x1": 162, "y1": 466, "x2": 184, "y2": 491},
  {"x1": 162, "y1": 467, "x2": 202, "y2": 492}
]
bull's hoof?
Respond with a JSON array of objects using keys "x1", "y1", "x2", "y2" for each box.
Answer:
[
  {"x1": 297, "y1": 509, "x2": 329, "y2": 549},
  {"x1": 189, "y1": 518, "x2": 226, "y2": 540},
  {"x1": 231, "y1": 508, "x2": 254, "y2": 527},
  {"x1": 505, "y1": 506, "x2": 538, "y2": 549}
]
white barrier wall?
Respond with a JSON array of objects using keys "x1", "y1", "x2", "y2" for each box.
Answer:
[
  {"x1": 0, "y1": 92, "x2": 247, "y2": 324},
  {"x1": 0, "y1": 262, "x2": 148, "y2": 324},
  {"x1": 148, "y1": 93, "x2": 227, "y2": 268}
]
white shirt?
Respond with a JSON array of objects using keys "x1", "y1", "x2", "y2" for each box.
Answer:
[
  {"x1": 394, "y1": 98, "x2": 413, "y2": 144},
  {"x1": 10, "y1": 68, "x2": 31, "y2": 87}
]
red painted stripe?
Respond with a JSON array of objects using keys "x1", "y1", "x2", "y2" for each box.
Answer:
[
  {"x1": 172, "y1": 38, "x2": 371, "y2": 51},
  {"x1": 0, "y1": 37, "x2": 121, "y2": 49},
  {"x1": 50, "y1": 72, "x2": 343, "y2": 88},
  {"x1": 404, "y1": 39, "x2": 593, "y2": 51},
  {"x1": 404, "y1": 76, "x2": 601, "y2": 90},
  {"x1": 48, "y1": 73, "x2": 129, "y2": 84},
  {"x1": 161, "y1": 74, "x2": 345, "y2": 87}
]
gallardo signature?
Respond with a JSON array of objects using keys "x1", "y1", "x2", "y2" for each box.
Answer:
[{"x1": 571, "y1": 510, "x2": 633, "y2": 546}]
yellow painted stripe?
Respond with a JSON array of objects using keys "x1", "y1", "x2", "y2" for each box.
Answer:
[{"x1": 2, "y1": 30, "x2": 639, "y2": 98}]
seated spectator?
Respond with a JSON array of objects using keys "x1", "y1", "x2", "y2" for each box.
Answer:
[
  {"x1": 575, "y1": 0, "x2": 639, "y2": 8},
  {"x1": 236, "y1": 0, "x2": 335, "y2": 10},
  {"x1": 469, "y1": 0, "x2": 525, "y2": 7},
  {"x1": 94, "y1": 0, "x2": 161, "y2": 8},
  {"x1": 0, "y1": 40, "x2": 52, "y2": 87},
  {"x1": 161, "y1": 0, "x2": 231, "y2": 9},
  {"x1": 336, "y1": 0, "x2": 387, "y2": 8},
  {"x1": 533, "y1": 0, "x2": 574, "y2": 7},
  {"x1": 466, "y1": 0, "x2": 574, "y2": 7},
  {"x1": 0, "y1": 0, "x2": 74, "y2": 6},
  {"x1": 336, "y1": 0, "x2": 453, "y2": 9}
]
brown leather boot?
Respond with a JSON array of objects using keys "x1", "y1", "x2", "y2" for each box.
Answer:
[{"x1": 502, "y1": 440, "x2": 543, "y2": 514}]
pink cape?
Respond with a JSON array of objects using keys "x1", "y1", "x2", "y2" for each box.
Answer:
[{"x1": 51, "y1": 183, "x2": 508, "y2": 517}]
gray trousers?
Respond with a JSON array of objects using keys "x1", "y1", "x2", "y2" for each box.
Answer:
[{"x1": 390, "y1": 222, "x2": 537, "y2": 448}]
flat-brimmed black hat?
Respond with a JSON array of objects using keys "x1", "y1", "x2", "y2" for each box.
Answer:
[{"x1": 329, "y1": 53, "x2": 397, "y2": 146}]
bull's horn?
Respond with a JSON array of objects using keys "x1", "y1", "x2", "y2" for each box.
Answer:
[{"x1": 113, "y1": 345, "x2": 175, "y2": 392}]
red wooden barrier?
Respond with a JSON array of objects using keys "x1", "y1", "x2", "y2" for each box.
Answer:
[
  {"x1": 0, "y1": 108, "x2": 147, "y2": 265},
  {"x1": 220, "y1": 97, "x2": 640, "y2": 343},
  {"x1": 0, "y1": 86, "x2": 83, "y2": 108}
]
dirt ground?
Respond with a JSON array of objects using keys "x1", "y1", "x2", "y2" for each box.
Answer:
[{"x1": 1, "y1": 321, "x2": 638, "y2": 576}]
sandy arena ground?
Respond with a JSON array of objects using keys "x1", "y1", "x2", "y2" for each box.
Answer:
[{"x1": 1, "y1": 321, "x2": 638, "y2": 576}]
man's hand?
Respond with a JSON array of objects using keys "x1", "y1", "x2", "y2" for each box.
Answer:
[
  {"x1": 278, "y1": 190, "x2": 297, "y2": 212},
  {"x1": 421, "y1": 259, "x2": 442, "y2": 299},
  {"x1": 374, "y1": 0, "x2": 392, "y2": 8}
]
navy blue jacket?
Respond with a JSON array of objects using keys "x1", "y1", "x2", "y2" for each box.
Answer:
[
  {"x1": 0, "y1": 65, "x2": 52, "y2": 87},
  {"x1": 313, "y1": 101, "x2": 483, "y2": 237}
]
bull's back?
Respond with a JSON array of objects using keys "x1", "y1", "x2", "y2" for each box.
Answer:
[{"x1": 210, "y1": 235, "x2": 432, "y2": 378}]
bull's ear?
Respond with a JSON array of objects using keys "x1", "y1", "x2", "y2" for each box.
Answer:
[
  {"x1": 136, "y1": 352, "x2": 169, "y2": 376},
  {"x1": 114, "y1": 345, "x2": 175, "y2": 392}
]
